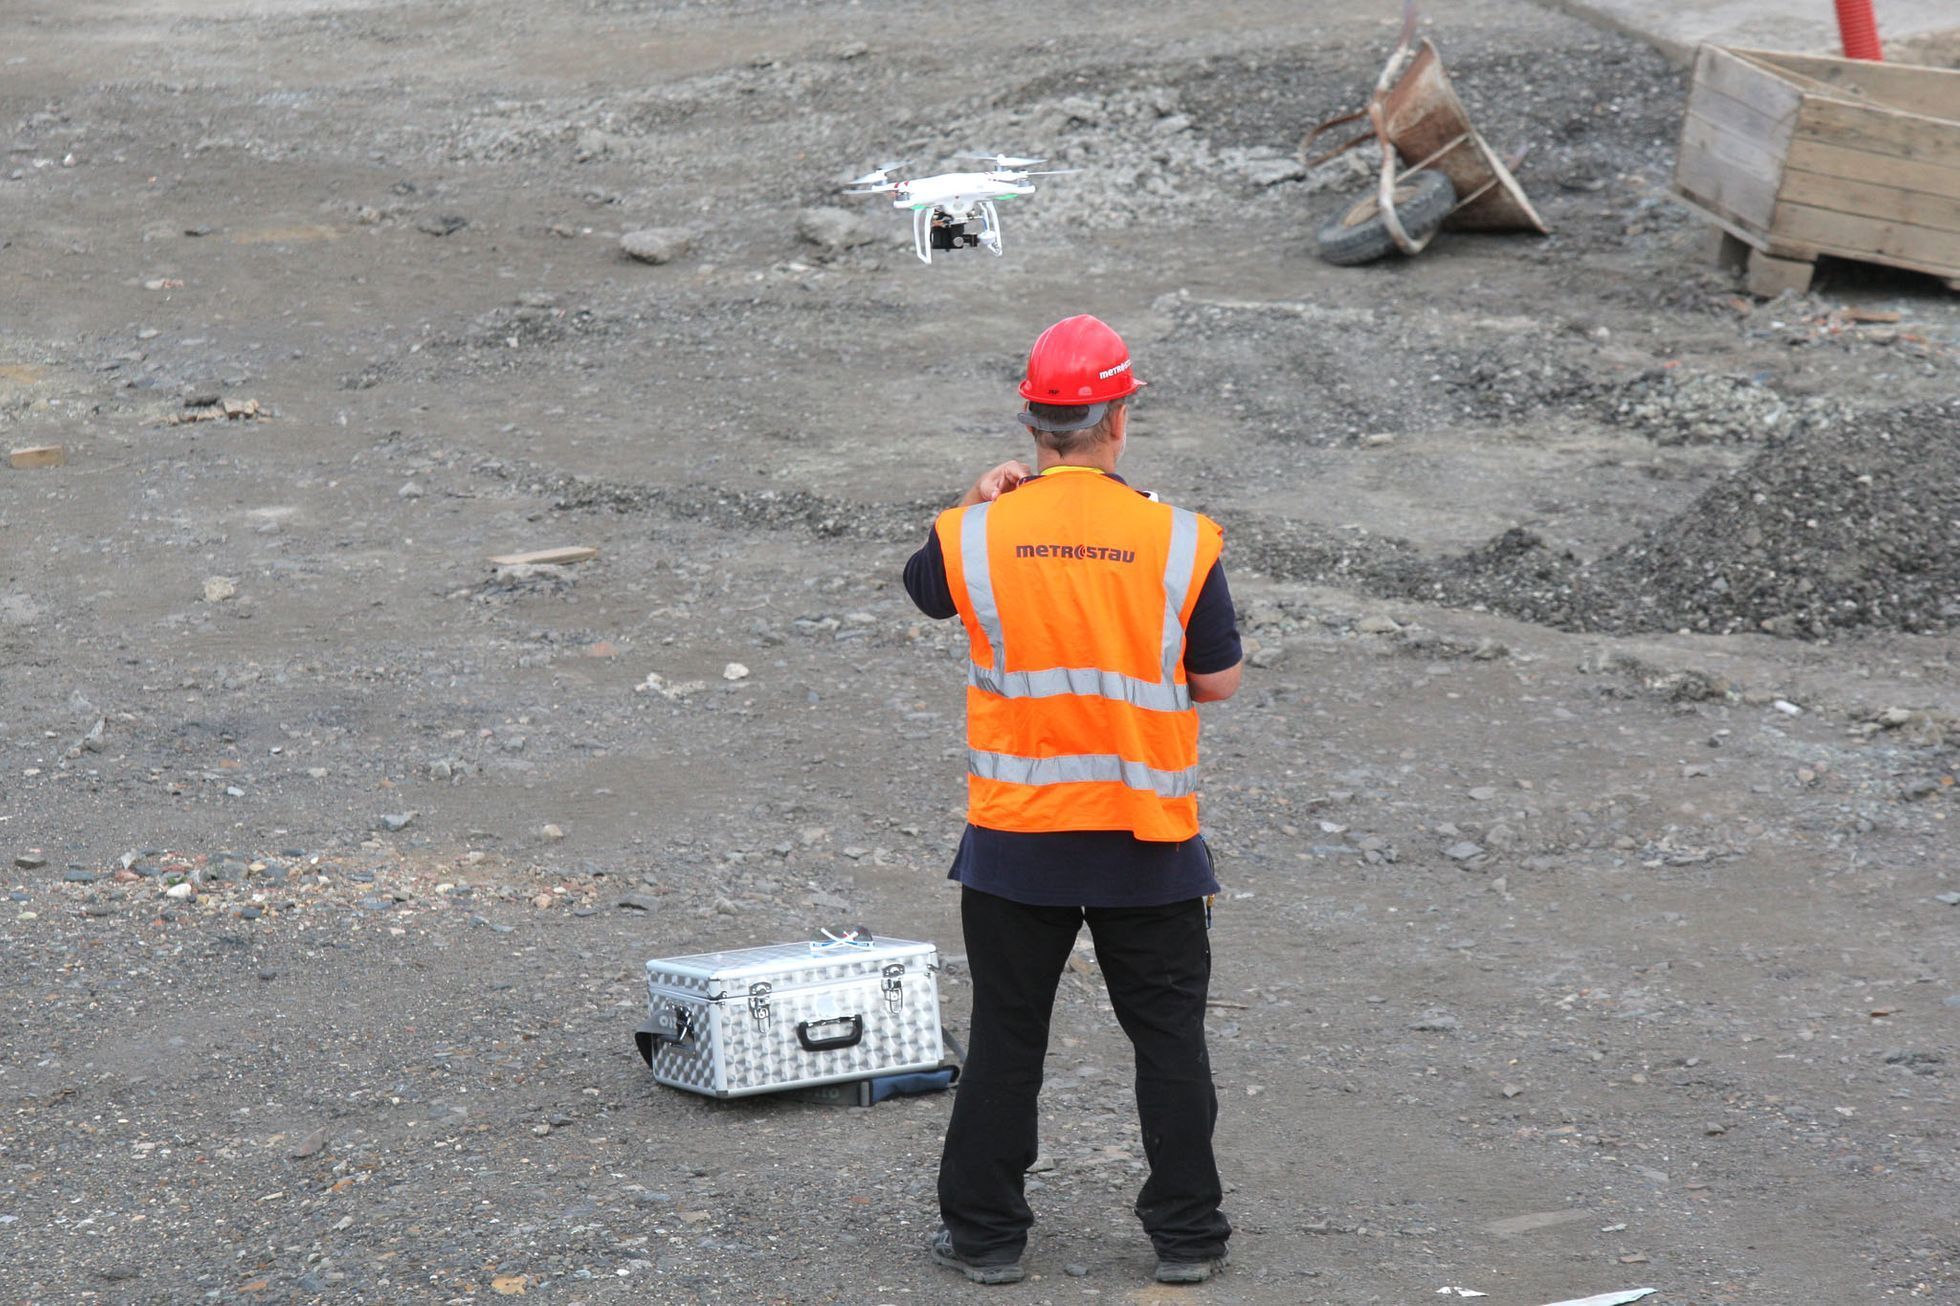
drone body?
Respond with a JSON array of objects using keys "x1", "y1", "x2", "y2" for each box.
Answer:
[{"x1": 843, "y1": 155, "x2": 1075, "y2": 263}]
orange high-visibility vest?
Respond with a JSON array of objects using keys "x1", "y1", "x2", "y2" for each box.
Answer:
[{"x1": 934, "y1": 468, "x2": 1225, "y2": 842}]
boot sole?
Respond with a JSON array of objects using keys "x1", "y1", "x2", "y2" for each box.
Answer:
[
  {"x1": 1155, "y1": 1258, "x2": 1227, "y2": 1284},
  {"x1": 931, "y1": 1247, "x2": 1026, "y2": 1285}
]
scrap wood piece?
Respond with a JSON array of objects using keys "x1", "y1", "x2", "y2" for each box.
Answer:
[
  {"x1": 488, "y1": 546, "x2": 598, "y2": 567},
  {"x1": 9, "y1": 444, "x2": 66, "y2": 469}
]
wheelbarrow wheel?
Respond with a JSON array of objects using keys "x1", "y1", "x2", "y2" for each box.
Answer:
[{"x1": 1316, "y1": 168, "x2": 1457, "y2": 266}]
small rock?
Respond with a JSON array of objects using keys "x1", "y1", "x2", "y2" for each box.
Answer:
[
  {"x1": 1771, "y1": 699, "x2": 1803, "y2": 716},
  {"x1": 540, "y1": 823, "x2": 565, "y2": 841},
  {"x1": 618, "y1": 895, "x2": 660, "y2": 912},
  {"x1": 164, "y1": 881, "x2": 195, "y2": 900},
  {"x1": 1410, "y1": 1012, "x2": 1459, "y2": 1032},
  {"x1": 415, "y1": 213, "x2": 468, "y2": 237},
  {"x1": 1443, "y1": 841, "x2": 1485, "y2": 862},
  {"x1": 1356, "y1": 614, "x2": 1400, "y2": 635},
  {"x1": 1467, "y1": 786, "x2": 1497, "y2": 802},
  {"x1": 1878, "y1": 707, "x2": 1914, "y2": 728},
  {"x1": 1241, "y1": 156, "x2": 1306, "y2": 187},
  {"x1": 1064, "y1": 1264, "x2": 1089, "y2": 1278},
  {"x1": 620, "y1": 228, "x2": 692, "y2": 265},
  {"x1": 1027, "y1": 1155, "x2": 1056, "y2": 1174},
  {"x1": 1934, "y1": 891, "x2": 1960, "y2": 906},
  {"x1": 722, "y1": 662, "x2": 750, "y2": 682},
  {"x1": 289, "y1": 1127, "x2": 329, "y2": 1158},
  {"x1": 795, "y1": 206, "x2": 877, "y2": 252},
  {"x1": 398, "y1": 480, "x2": 424, "y2": 499},
  {"x1": 202, "y1": 576, "x2": 237, "y2": 603},
  {"x1": 63, "y1": 869, "x2": 96, "y2": 883},
  {"x1": 15, "y1": 852, "x2": 47, "y2": 870},
  {"x1": 378, "y1": 812, "x2": 416, "y2": 833}
]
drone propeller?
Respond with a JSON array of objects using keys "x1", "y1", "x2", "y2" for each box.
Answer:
[
  {"x1": 1020, "y1": 168, "x2": 1079, "y2": 177},
  {"x1": 841, "y1": 186, "x2": 898, "y2": 196},
  {"x1": 846, "y1": 160, "x2": 909, "y2": 187},
  {"x1": 958, "y1": 152, "x2": 1046, "y2": 170}
]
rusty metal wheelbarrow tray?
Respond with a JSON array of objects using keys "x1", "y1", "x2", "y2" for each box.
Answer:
[
  {"x1": 1302, "y1": 10, "x2": 1548, "y2": 254},
  {"x1": 1377, "y1": 39, "x2": 1548, "y2": 234}
]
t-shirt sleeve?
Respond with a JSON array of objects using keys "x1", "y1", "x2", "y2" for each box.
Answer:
[
  {"x1": 903, "y1": 529, "x2": 958, "y2": 620},
  {"x1": 1182, "y1": 560, "x2": 1242, "y2": 675}
]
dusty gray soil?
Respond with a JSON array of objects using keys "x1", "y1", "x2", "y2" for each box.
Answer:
[{"x1": 2, "y1": 1, "x2": 1956, "y2": 1303}]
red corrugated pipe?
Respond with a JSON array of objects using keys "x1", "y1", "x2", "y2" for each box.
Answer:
[{"x1": 1834, "y1": 0, "x2": 1883, "y2": 61}]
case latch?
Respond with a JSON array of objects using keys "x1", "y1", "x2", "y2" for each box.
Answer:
[
  {"x1": 881, "y1": 962, "x2": 906, "y2": 1013},
  {"x1": 747, "y1": 981, "x2": 773, "y2": 1024}
]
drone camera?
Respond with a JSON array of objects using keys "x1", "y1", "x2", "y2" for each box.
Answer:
[{"x1": 928, "y1": 213, "x2": 983, "y2": 252}]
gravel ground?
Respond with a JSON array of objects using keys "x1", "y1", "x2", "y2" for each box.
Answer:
[{"x1": 2, "y1": 1, "x2": 1957, "y2": 1303}]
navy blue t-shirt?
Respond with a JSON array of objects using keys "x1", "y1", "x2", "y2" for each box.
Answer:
[{"x1": 903, "y1": 476, "x2": 1240, "y2": 908}]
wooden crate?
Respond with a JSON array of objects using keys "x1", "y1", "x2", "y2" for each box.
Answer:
[{"x1": 1672, "y1": 46, "x2": 1960, "y2": 296}]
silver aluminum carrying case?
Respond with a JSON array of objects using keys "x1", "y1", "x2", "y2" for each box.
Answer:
[{"x1": 636, "y1": 937, "x2": 943, "y2": 1099}]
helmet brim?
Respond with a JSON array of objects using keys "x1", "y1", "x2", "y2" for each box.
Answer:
[{"x1": 1017, "y1": 402, "x2": 1109, "y2": 433}]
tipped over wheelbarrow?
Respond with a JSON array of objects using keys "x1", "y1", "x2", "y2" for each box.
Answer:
[{"x1": 1302, "y1": 7, "x2": 1549, "y2": 265}]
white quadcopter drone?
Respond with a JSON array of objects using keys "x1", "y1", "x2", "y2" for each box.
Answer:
[{"x1": 843, "y1": 153, "x2": 1078, "y2": 264}]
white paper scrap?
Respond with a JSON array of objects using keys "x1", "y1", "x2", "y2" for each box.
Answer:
[
  {"x1": 1436, "y1": 1291, "x2": 1488, "y2": 1299},
  {"x1": 1537, "y1": 1290, "x2": 1658, "y2": 1306}
]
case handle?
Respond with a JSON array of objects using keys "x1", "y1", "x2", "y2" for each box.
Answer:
[{"x1": 796, "y1": 1014, "x2": 864, "y2": 1052}]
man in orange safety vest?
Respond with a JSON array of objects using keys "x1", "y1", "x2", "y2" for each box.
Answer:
[{"x1": 905, "y1": 314, "x2": 1242, "y2": 1286}]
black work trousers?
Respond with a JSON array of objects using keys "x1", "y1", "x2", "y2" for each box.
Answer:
[{"x1": 937, "y1": 886, "x2": 1231, "y2": 1263}]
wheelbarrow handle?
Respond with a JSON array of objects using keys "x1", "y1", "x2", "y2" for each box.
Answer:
[
  {"x1": 1369, "y1": 98, "x2": 1437, "y2": 257},
  {"x1": 1299, "y1": 111, "x2": 1377, "y2": 169}
]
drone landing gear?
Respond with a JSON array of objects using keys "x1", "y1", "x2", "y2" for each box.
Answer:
[{"x1": 912, "y1": 205, "x2": 1006, "y2": 264}]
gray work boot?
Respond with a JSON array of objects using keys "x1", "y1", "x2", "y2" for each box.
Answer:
[
  {"x1": 1154, "y1": 1248, "x2": 1229, "y2": 1284},
  {"x1": 928, "y1": 1227, "x2": 1026, "y2": 1285}
]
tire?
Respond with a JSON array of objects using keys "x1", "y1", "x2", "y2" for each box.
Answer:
[{"x1": 1315, "y1": 169, "x2": 1458, "y2": 266}]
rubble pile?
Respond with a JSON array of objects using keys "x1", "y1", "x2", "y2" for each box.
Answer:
[
  {"x1": 1423, "y1": 399, "x2": 1960, "y2": 636},
  {"x1": 1597, "y1": 398, "x2": 1960, "y2": 636},
  {"x1": 1599, "y1": 368, "x2": 1847, "y2": 445}
]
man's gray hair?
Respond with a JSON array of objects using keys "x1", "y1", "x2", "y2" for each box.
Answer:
[{"x1": 1027, "y1": 397, "x2": 1126, "y2": 455}]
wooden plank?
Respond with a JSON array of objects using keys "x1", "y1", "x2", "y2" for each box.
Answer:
[
  {"x1": 1770, "y1": 200, "x2": 1960, "y2": 273},
  {"x1": 1685, "y1": 79, "x2": 1801, "y2": 157},
  {"x1": 1784, "y1": 138, "x2": 1960, "y2": 203},
  {"x1": 1695, "y1": 45, "x2": 1806, "y2": 121},
  {"x1": 1781, "y1": 168, "x2": 1960, "y2": 234},
  {"x1": 8, "y1": 444, "x2": 66, "y2": 469},
  {"x1": 488, "y1": 546, "x2": 599, "y2": 567},
  {"x1": 1739, "y1": 48, "x2": 1960, "y2": 123},
  {"x1": 1670, "y1": 192, "x2": 1771, "y2": 254},
  {"x1": 1676, "y1": 115, "x2": 1781, "y2": 232},
  {"x1": 1796, "y1": 96, "x2": 1960, "y2": 171},
  {"x1": 1679, "y1": 109, "x2": 1785, "y2": 187}
]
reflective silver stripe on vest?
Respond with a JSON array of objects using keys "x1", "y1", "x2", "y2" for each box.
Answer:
[
  {"x1": 1160, "y1": 508, "x2": 1200, "y2": 683},
  {"x1": 961, "y1": 502, "x2": 1005, "y2": 674},
  {"x1": 969, "y1": 663, "x2": 1192, "y2": 713},
  {"x1": 957, "y1": 499, "x2": 1199, "y2": 713},
  {"x1": 968, "y1": 748, "x2": 1199, "y2": 799}
]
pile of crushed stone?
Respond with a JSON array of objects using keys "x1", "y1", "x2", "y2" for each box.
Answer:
[
  {"x1": 1250, "y1": 400, "x2": 1959, "y2": 639},
  {"x1": 1598, "y1": 368, "x2": 1850, "y2": 445},
  {"x1": 1593, "y1": 399, "x2": 1960, "y2": 635}
]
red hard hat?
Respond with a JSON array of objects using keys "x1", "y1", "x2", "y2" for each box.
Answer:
[{"x1": 1018, "y1": 315, "x2": 1142, "y2": 407}]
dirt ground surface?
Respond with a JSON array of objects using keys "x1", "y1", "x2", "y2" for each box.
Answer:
[{"x1": 3, "y1": 1, "x2": 1957, "y2": 1303}]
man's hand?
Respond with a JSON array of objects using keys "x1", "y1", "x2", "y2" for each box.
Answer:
[{"x1": 958, "y1": 460, "x2": 1033, "y2": 508}]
